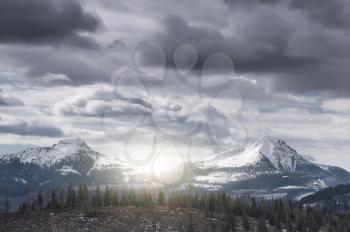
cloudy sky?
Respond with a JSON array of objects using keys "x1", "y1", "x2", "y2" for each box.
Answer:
[{"x1": 0, "y1": 0, "x2": 349, "y2": 171}]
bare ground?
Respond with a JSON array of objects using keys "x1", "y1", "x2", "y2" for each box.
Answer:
[{"x1": 0, "y1": 206, "x2": 230, "y2": 232}]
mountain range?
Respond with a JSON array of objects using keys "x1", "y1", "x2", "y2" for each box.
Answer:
[{"x1": 0, "y1": 137, "x2": 349, "y2": 200}]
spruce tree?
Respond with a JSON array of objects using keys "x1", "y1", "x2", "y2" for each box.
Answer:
[
  {"x1": 71, "y1": 187, "x2": 77, "y2": 209},
  {"x1": 78, "y1": 184, "x2": 84, "y2": 209},
  {"x1": 112, "y1": 190, "x2": 119, "y2": 206},
  {"x1": 4, "y1": 190, "x2": 10, "y2": 213},
  {"x1": 83, "y1": 184, "x2": 89, "y2": 209},
  {"x1": 95, "y1": 186, "x2": 102, "y2": 207},
  {"x1": 66, "y1": 184, "x2": 77, "y2": 209},
  {"x1": 37, "y1": 190, "x2": 43, "y2": 209},
  {"x1": 158, "y1": 190, "x2": 165, "y2": 205},
  {"x1": 50, "y1": 190, "x2": 58, "y2": 210},
  {"x1": 103, "y1": 186, "x2": 111, "y2": 207},
  {"x1": 58, "y1": 187, "x2": 66, "y2": 209}
]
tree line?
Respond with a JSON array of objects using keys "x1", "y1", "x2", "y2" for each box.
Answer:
[{"x1": 15, "y1": 184, "x2": 350, "y2": 232}]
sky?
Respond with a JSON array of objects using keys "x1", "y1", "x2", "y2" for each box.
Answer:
[{"x1": 0, "y1": 0, "x2": 349, "y2": 171}]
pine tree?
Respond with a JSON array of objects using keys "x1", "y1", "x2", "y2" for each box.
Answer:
[
  {"x1": 251, "y1": 197, "x2": 258, "y2": 218},
  {"x1": 4, "y1": 190, "x2": 10, "y2": 213},
  {"x1": 71, "y1": 187, "x2": 77, "y2": 209},
  {"x1": 112, "y1": 190, "x2": 119, "y2": 206},
  {"x1": 83, "y1": 184, "x2": 89, "y2": 209},
  {"x1": 58, "y1": 187, "x2": 66, "y2": 209},
  {"x1": 95, "y1": 186, "x2": 102, "y2": 207},
  {"x1": 66, "y1": 184, "x2": 77, "y2": 209},
  {"x1": 158, "y1": 190, "x2": 165, "y2": 205},
  {"x1": 50, "y1": 190, "x2": 58, "y2": 210},
  {"x1": 103, "y1": 186, "x2": 111, "y2": 207},
  {"x1": 37, "y1": 190, "x2": 43, "y2": 209},
  {"x1": 78, "y1": 184, "x2": 84, "y2": 208},
  {"x1": 208, "y1": 192, "x2": 216, "y2": 214},
  {"x1": 19, "y1": 202, "x2": 28, "y2": 212}
]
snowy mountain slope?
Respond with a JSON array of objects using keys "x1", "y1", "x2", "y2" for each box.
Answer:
[
  {"x1": 187, "y1": 137, "x2": 350, "y2": 198},
  {"x1": 197, "y1": 136, "x2": 321, "y2": 173},
  {"x1": 0, "y1": 138, "x2": 144, "y2": 196},
  {"x1": 1, "y1": 139, "x2": 98, "y2": 167}
]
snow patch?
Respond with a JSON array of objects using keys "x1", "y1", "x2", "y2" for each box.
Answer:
[
  {"x1": 195, "y1": 172, "x2": 250, "y2": 184},
  {"x1": 276, "y1": 185, "x2": 310, "y2": 190},
  {"x1": 59, "y1": 166, "x2": 81, "y2": 176},
  {"x1": 14, "y1": 177, "x2": 27, "y2": 184}
]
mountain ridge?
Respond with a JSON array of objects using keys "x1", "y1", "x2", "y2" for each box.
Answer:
[
  {"x1": 1, "y1": 137, "x2": 349, "y2": 200},
  {"x1": 197, "y1": 136, "x2": 324, "y2": 173}
]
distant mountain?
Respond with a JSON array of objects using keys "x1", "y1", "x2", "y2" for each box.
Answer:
[
  {"x1": 1, "y1": 137, "x2": 349, "y2": 200},
  {"x1": 186, "y1": 137, "x2": 350, "y2": 199},
  {"x1": 0, "y1": 139, "x2": 146, "y2": 196},
  {"x1": 299, "y1": 184, "x2": 350, "y2": 212}
]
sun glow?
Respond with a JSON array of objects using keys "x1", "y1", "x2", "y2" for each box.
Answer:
[{"x1": 133, "y1": 144, "x2": 187, "y2": 184}]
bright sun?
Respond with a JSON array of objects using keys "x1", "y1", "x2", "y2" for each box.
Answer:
[{"x1": 135, "y1": 145, "x2": 187, "y2": 181}]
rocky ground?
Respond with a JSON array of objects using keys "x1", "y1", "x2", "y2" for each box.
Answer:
[
  {"x1": 0, "y1": 206, "x2": 278, "y2": 232},
  {"x1": 0, "y1": 206, "x2": 228, "y2": 232}
]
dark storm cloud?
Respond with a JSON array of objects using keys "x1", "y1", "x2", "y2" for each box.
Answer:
[
  {"x1": 0, "y1": 116, "x2": 64, "y2": 137},
  {"x1": 223, "y1": 0, "x2": 279, "y2": 8},
  {"x1": 152, "y1": 15, "x2": 318, "y2": 73},
  {"x1": 146, "y1": 5, "x2": 350, "y2": 96},
  {"x1": 25, "y1": 53, "x2": 109, "y2": 85},
  {"x1": 289, "y1": 0, "x2": 350, "y2": 29},
  {"x1": 224, "y1": 0, "x2": 350, "y2": 30},
  {"x1": 0, "y1": 0, "x2": 103, "y2": 49},
  {"x1": 2, "y1": 48, "x2": 110, "y2": 85}
]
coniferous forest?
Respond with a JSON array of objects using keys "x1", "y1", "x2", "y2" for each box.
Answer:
[{"x1": 7, "y1": 184, "x2": 350, "y2": 231}]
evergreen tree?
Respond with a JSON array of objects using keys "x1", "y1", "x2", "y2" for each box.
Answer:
[
  {"x1": 71, "y1": 187, "x2": 77, "y2": 209},
  {"x1": 19, "y1": 202, "x2": 28, "y2": 212},
  {"x1": 83, "y1": 184, "x2": 89, "y2": 209},
  {"x1": 251, "y1": 197, "x2": 258, "y2": 218},
  {"x1": 77, "y1": 184, "x2": 84, "y2": 209},
  {"x1": 37, "y1": 190, "x2": 43, "y2": 209},
  {"x1": 66, "y1": 184, "x2": 77, "y2": 209},
  {"x1": 58, "y1": 188, "x2": 66, "y2": 209},
  {"x1": 112, "y1": 189, "x2": 119, "y2": 206},
  {"x1": 103, "y1": 186, "x2": 111, "y2": 207},
  {"x1": 94, "y1": 186, "x2": 102, "y2": 207},
  {"x1": 120, "y1": 190, "x2": 129, "y2": 206},
  {"x1": 158, "y1": 190, "x2": 165, "y2": 205},
  {"x1": 4, "y1": 190, "x2": 10, "y2": 213},
  {"x1": 50, "y1": 189, "x2": 58, "y2": 210}
]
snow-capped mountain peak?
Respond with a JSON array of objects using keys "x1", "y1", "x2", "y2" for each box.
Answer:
[
  {"x1": 198, "y1": 136, "x2": 316, "y2": 173},
  {"x1": 56, "y1": 138, "x2": 89, "y2": 146},
  {"x1": 53, "y1": 138, "x2": 91, "y2": 153},
  {"x1": 2, "y1": 138, "x2": 101, "y2": 167},
  {"x1": 249, "y1": 136, "x2": 309, "y2": 172}
]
